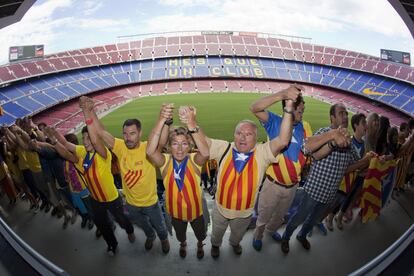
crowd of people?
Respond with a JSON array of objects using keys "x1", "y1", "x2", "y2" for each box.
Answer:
[{"x1": 0, "y1": 84, "x2": 413, "y2": 259}]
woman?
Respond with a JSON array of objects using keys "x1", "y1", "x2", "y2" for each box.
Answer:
[
  {"x1": 365, "y1": 112, "x2": 380, "y2": 153},
  {"x1": 146, "y1": 104, "x2": 209, "y2": 259}
]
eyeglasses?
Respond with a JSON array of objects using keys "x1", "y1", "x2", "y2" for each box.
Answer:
[{"x1": 170, "y1": 142, "x2": 190, "y2": 148}]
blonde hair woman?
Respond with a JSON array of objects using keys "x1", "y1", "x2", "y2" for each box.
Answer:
[{"x1": 146, "y1": 104, "x2": 209, "y2": 259}]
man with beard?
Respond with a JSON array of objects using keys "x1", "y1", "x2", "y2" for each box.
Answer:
[{"x1": 79, "y1": 96, "x2": 170, "y2": 254}]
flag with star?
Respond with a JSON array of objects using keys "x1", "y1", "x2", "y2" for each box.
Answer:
[
  {"x1": 217, "y1": 148, "x2": 259, "y2": 211},
  {"x1": 232, "y1": 148, "x2": 253, "y2": 173},
  {"x1": 173, "y1": 156, "x2": 188, "y2": 191},
  {"x1": 163, "y1": 154, "x2": 203, "y2": 221}
]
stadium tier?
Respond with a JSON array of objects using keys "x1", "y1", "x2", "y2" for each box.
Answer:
[{"x1": 0, "y1": 33, "x2": 412, "y2": 129}]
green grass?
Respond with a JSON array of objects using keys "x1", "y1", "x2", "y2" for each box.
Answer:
[{"x1": 99, "y1": 93, "x2": 334, "y2": 142}]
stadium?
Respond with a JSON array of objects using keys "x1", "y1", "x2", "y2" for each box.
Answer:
[{"x1": 0, "y1": 1, "x2": 413, "y2": 275}]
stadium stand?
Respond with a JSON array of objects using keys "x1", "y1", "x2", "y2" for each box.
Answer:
[{"x1": 0, "y1": 32, "x2": 412, "y2": 131}]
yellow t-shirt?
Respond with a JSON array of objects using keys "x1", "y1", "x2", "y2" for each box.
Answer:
[
  {"x1": 16, "y1": 148, "x2": 29, "y2": 170},
  {"x1": 75, "y1": 145, "x2": 118, "y2": 202},
  {"x1": 113, "y1": 138, "x2": 157, "y2": 207},
  {"x1": 210, "y1": 139, "x2": 278, "y2": 219},
  {"x1": 25, "y1": 151, "x2": 42, "y2": 173}
]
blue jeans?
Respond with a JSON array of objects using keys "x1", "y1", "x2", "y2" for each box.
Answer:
[
  {"x1": 282, "y1": 190, "x2": 329, "y2": 240},
  {"x1": 126, "y1": 202, "x2": 168, "y2": 241}
]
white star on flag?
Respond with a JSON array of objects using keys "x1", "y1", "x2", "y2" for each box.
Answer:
[
  {"x1": 291, "y1": 136, "x2": 298, "y2": 144},
  {"x1": 235, "y1": 153, "x2": 249, "y2": 161},
  {"x1": 174, "y1": 169, "x2": 182, "y2": 180}
]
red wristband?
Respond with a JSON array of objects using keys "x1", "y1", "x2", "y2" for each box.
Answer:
[{"x1": 85, "y1": 118, "x2": 93, "y2": 125}]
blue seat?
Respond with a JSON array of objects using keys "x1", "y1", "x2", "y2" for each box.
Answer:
[
  {"x1": 31, "y1": 93, "x2": 57, "y2": 106},
  {"x1": 2, "y1": 102, "x2": 30, "y2": 118},
  {"x1": 16, "y1": 96, "x2": 44, "y2": 112}
]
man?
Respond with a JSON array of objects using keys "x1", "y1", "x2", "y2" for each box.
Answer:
[
  {"x1": 326, "y1": 113, "x2": 367, "y2": 230},
  {"x1": 79, "y1": 96, "x2": 170, "y2": 253},
  {"x1": 206, "y1": 84, "x2": 300, "y2": 258},
  {"x1": 249, "y1": 85, "x2": 312, "y2": 251},
  {"x1": 49, "y1": 101, "x2": 135, "y2": 256},
  {"x1": 280, "y1": 103, "x2": 374, "y2": 254}
]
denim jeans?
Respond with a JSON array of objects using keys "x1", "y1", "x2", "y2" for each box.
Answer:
[
  {"x1": 126, "y1": 202, "x2": 168, "y2": 241},
  {"x1": 282, "y1": 190, "x2": 329, "y2": 240}
]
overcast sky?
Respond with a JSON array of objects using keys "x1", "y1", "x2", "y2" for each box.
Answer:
[{"x1": 0, "y1": 0, "x2": 412, "y2": 65}]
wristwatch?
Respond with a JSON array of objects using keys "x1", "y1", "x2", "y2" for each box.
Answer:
[
  {"x1": 164, "y1": 118, "x2": 173, "y2": 126},
  {"x1": 283, "y1": 108, "x2": 294, "y2": 115},
  {"x1": 188, "y1": 126, "x2": 200, "y2": 134}
]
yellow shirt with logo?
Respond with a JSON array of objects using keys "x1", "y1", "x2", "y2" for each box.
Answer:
[
  {"x1": 113, "y1": 138, "x2": 158, "y2": 207},
  {"x1": 75, "y1": 146, "x2": 118, "y2": 202}
]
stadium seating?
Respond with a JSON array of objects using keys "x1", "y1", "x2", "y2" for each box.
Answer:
[
  {"x1": 31, "y1": 79, "x2": 408, "y2": 134},
  {"x1": 2, "y1": 55, "x2": 413, "y2": 125},
  {"x1": 1, "y1": 33, "x2": 412, "y2": 128}
]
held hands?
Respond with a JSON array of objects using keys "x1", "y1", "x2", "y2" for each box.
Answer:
[
  {"x1": 79, "y1": 96, "x2": 95, "y2": 112},
  {"x1": 365, "y1": 151, "x2": 377, "y2": 160},
  {"x1": 283, "y1": 84, "x2": 302, "y2": 110},
  {"x1": 179, "y1": 106, "x2": 197, "y2": 128},
  {"x1": 159, "y1": 103, "x2": 174, "y2": 123},
  {"x1": 10, "y1": 125, "x2": 23, "y2": 135},
  {"x1": 284, "y1": 84, "x2": 303, "y2": 102},
  {"x1": 332, "y1": 126, "x2": 351, "y2": 148},
  {"x1": 44, "y1": 126, "x2": 57, "y2": 140}
]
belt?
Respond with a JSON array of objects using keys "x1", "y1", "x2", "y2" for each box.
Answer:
[{"x1": 266, "y1": 175, "x2": 297, "y2": 189}]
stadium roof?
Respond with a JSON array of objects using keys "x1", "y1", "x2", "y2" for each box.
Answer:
[
  {"x1": 0, "y1": 0, "x2": 36, "y2": 30},
  {"x1": 389, "y1": 0, "x2": 414, "y2": 39}
]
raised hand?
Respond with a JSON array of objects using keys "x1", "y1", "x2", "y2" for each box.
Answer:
[
  {"x1": 179, "y1": 106, "x2": 197, "y2": 128},
  {"x1": 79, "y1": 96, "x2": 94, "y2": 112},
  {"x1": 333, "y1": 126, "x2": 351, "y2": 148},
  {"x1": 44, "y1": 126, "x2": 56, "y2": 139},
  {"x1": 10, "y1": 125, "x2": 23, "y2": 135},
  {"x1": 159, "y1": 103, "x2": 174, "y2": 122},
  {"x1": 284, "y1": 84, "x2": 303, "y2": 102}
]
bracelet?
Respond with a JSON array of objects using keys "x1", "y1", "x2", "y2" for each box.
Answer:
[
  {"x1": 188, "y1": 126, "x2": 200, "y2": 134},
  {"x1": 283, "y1": 108, "x2": 294, "y2": 115},
  {"x1": 328, "y1": 141, "x2": 335, "y2": 150},
  {"x1": 85, "y1": 118, "x2": 93, "y2": 125}
]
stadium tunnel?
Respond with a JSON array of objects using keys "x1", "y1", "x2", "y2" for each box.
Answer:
[{"x1": 0, "y1": 1, "x2": 414, "y2": 275}]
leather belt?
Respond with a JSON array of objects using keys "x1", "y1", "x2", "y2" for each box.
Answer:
[{"x1": 266, "y1": 175, "x2": 297, "y2": 189}]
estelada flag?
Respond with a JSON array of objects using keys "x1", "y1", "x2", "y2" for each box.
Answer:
[
  {"x1": 359, "y1": 157, "x2": 397, "y2": 223},
  {"x1": 338, "y1": 171, "x2": 357, "y2": 194}
]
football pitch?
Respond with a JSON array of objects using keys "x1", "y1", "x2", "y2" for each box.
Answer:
[{"x1": 99, "y1": 93, "x2": 337, "y2": 141}]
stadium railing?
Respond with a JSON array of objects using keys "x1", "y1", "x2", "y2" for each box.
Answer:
[{"x1": 0, "y1": 216, "x2": 68, "y2": 276}]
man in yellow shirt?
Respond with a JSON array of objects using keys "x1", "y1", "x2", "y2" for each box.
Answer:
[
  {"x1": 50, "y1": 119, "x2": 135, "y2": 256},
  {"x1": 79, "y1": 96, "x2": 170, "y2": 253}
]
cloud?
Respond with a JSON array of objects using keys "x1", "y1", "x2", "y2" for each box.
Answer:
[
  {"x1": 0, "y1": 0, "x2": 74, "y2": 64},
  {"x1": 0, "y1": 0, "x2": 130, "y2": 64},
  {"x1": 151, "y1": 0, "x2": 410, "y2": 38},
  {"x1": 67, "y1": 18, "x2": 129, "y2": 31},
  {"x1": 157, "y1": 0, "x2": 221, "y2": 7},
  {"x1": 147, "y1": 0, "x2": 345, "y2": 36},
  {"x1": 0, "y1": 0, "x2": 410, "y2": 65},
  {"x1": 82, "y1": 1, "x2": 104, "y2": 16}
]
